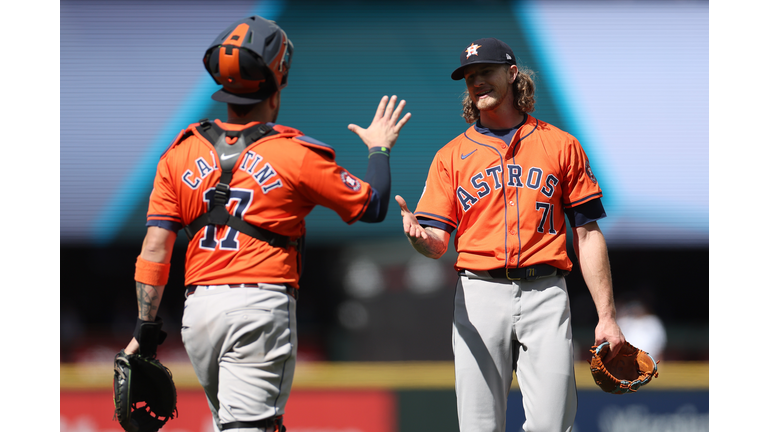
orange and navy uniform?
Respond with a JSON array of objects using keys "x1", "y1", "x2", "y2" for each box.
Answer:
[
  {"x1": 147, "y1": 119, "x2": 375, "y2": 288},
  {"x1": 414, "y1": 114, "x2": 605, "y2": 273}
]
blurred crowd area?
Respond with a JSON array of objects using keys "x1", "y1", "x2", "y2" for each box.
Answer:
[{"x1": 61, "y1": 240, "x2": 708, "y2": 364}]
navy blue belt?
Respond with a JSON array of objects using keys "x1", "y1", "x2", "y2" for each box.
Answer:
[
  {"x1": 221, "y1": 416, "x2": 284, "y2": 430},
  {"x1": 185, "y1": 284, "x2": 298, "y2": 300},
  {"x1": 462, "y1": 264, "x2": 568, "y2": 281}
]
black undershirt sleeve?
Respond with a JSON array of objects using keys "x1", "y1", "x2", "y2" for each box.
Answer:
[
  {"x1": 564, "y1": 198, "x2": 607, "y2": 227},
  {"x1": 359, "y1": 150, "x2": 391, "y2": 223}
]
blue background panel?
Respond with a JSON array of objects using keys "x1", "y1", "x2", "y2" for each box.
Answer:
[
  {"x1": 397, "y1": 389, "x2": 709, "y2": 432},
  {"x1": 506, "y1": 390, "x2": 709, "y2": 431}
]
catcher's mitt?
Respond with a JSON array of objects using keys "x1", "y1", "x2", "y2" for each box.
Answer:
[
  {"x1": 589, "y1": 341, "x2": 659, "y2": 394},
  {"x1": 113, "y1": 350, "x2": 178, "y2": 432}
]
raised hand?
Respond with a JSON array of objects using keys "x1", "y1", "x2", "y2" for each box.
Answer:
[{"x1": 348, "y1": 95, "x2": 412, "y2": 150}]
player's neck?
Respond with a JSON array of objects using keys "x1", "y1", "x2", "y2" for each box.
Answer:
[
  {"x1": 479, "y1": 106, "x2": 524, "y2": 130},
  {"x1": 226, "y1": 110, "x2": 273, "y2": 125},
  {"x1": 226, "y1": 96, "x2": 279, "y2": 125}
]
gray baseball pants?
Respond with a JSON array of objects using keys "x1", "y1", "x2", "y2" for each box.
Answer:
[
  {"x1": 453, "y1": 271, "x2": 577, "y2": 432},
  {"x1": 181, "y1": 283, "x2": 297, "y2": 432}
]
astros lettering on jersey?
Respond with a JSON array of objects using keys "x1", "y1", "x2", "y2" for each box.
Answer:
[
  {"x1": 414, "y1": 115, "x2": 602, "y2": 272},
  {"x1": 147, "y1": 119, "x2": 372, "y2": 287}
]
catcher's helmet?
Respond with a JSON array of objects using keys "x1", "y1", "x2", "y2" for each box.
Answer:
[{"x1": 204, "y1": 16, "x2": 293, "y2": 105}]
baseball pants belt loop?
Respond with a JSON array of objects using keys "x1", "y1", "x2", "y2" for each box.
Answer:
[
  {"x1": 185, "y1": 284, "x2": 298, "y2": 300},
  {"x1": 469, "y1": 264, "x2": 567, "y2": 281}
]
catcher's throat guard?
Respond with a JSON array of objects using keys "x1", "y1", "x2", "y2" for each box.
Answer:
[{"x1": 589, "y1": 341, "x2": 659, "y2": 394}]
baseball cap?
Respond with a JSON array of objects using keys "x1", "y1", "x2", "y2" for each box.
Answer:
[
  {"x1": 204, "y1": 16, "x2": 294, "y2": 105},
  {"x1": 450, "y1": 37, "x2": 516, "y2": 80}
]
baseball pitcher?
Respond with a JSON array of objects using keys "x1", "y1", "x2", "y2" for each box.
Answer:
[{"x1": 397, "y1": 37, "x2": 624, "y2": 432}]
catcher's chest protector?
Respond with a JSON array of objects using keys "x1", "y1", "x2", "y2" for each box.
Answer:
[{"x1": 182, "y1": 120, "x2": 297, "y2": 248}]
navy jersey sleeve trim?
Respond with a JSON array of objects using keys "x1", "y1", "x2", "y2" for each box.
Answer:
[
  {"x1": 413, "y1": 212, "x2": 457, "y2": 228},
  {"x1": 564, "y1": 192, "x2": 603, "y2": 208},
  {"x1": 147, "y1": 219, "x2": 183, "y2": 233},
  {"x1": 348, "y1": 187, "x2": 373, "y2": 224},
  {"x1": 564, "y1": 198, "x2": 606, "y2": 227},
  {"x1": 417, "y1": 216, "x2": 455, "y2": 234},
  {"x1": 147, "y1": 214, "x2": 182, "y2": 222}
]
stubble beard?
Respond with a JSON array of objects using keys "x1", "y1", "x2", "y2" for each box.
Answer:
[
  {"x1": 474, "y1": 85, "x2": 507, "y2": 113},
  {"x1": 476, "y1": 95, "x2": 501, "y2": 112}
]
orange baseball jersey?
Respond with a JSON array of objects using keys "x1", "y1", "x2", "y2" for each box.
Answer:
[
  {"x1": 147, "y1": 119, "x2": 372, "y2": 287},
  {"x1": 414, "y1": 115, "x2": 603, "y2": 272}
]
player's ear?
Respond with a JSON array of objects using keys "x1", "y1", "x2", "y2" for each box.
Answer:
[
  {"x1": 267, "y1": 90, "x2": 281, "y2": 122},
  {"x1": 508, "y1": 65, "x2": 518, "y2": 84},
  {"x1": 269, "y1": 90, "x2": 281, "y2": 110}
]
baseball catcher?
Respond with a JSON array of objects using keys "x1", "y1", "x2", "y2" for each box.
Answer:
[
  {"x1": 590, "y1": 341, "x2": 659, "y2": 394},
  {"x1": 113, "y1": 317, "x2": 177, "y2": 432},
  {"x1": 117, "y1": 13, "x2": 410, "y2": 432}
]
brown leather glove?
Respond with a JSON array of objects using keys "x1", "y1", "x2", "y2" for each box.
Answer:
[{"x1": 589, "y1": 341, "x2": 659, "y2": 394}]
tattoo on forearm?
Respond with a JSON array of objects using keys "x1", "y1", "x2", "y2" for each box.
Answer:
[{"x1": 136, "y1": 282, "x2": 160, "y2": 321}]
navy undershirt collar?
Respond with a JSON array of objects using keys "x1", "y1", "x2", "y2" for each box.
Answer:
[{"x1": 474, "y1": 114, "x2": 528, "y2": 146}]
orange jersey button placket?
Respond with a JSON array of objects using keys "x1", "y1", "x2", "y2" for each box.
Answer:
[
  {"x1": 504, "y1": 144, "x2": 519, "y2": 267},
  {"x1": 505, "y1": 190, "x2": 519, "y2": 267}
]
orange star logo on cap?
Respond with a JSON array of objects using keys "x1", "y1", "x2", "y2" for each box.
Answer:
[{"x1": 465, "y1": 43, "x2": 482, "y2": 58}]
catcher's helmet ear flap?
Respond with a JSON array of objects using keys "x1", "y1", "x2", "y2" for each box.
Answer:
[{"x1": 204, "y1": 16, "x2": 294, "y2": 105}]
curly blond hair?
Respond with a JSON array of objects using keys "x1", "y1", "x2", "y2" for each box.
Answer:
[{"x1": 461, "y1": 66, "x2": 536, "y2": 124}]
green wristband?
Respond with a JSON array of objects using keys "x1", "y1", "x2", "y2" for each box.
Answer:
[{"x1": 368, "y1": 146, "x2": 391, "y2": 158}]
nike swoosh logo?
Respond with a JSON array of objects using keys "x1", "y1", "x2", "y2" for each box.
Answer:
[
  {"x1": 461, "y1": 149, "x2": 477, "y2": 159},
  {"x1": 221, "y1": 153, "x2": 239, "y2": 161}
]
